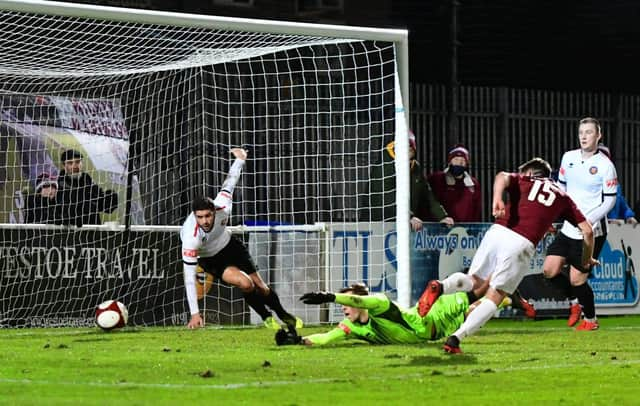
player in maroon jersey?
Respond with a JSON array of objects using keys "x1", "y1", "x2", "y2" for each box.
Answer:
[{"x1": 416, "y1": 157, "x2": 598, "y2": 354}]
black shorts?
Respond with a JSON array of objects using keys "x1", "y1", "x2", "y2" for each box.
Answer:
[
  {"x1": 198, "y1": 235, "x2": 258, "y2": 279},
  {"x1": 546, "y1": 232, "x2": 606, "y2": 273}
]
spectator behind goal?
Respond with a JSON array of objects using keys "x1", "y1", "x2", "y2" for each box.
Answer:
[
  {"x1": 428, "y1": 144, "x2": 482, "y2": 222},
  {"x1": 24, "y1": 172, "x2": 61, "y2": 224},
  {"x1": 57, "y1": 149, "x2": 118, "y2": 226},
  {"x1": 369, "y1": 130, "x2": 453, "y2": 231}
]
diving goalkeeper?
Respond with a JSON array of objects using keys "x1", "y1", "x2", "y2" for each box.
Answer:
[{"x1": 276, "y1": 278, "x2": 477, "y2": 346}]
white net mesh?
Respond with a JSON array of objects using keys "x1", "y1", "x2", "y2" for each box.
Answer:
[{"x1": 0, "y1": 4, "x2": 402, "y2": 327}]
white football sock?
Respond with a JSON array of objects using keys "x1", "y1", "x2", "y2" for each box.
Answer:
[
  {"x1": 451, "y1": 299, "x2": 497, "y2": 341},
  {"x1": 442, "y1": 272, "x2": 474, "y2": 295}
]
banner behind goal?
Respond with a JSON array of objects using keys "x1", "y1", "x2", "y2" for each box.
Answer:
[{"x1": 0, "y1": 0, "x2": 410, "y2": 327}]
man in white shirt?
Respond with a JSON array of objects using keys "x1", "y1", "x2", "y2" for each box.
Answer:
[
  {"x1": 543, "y1": 117, "x2": 617, "y2": 331},
  {"x1": 180, "y1": 148, "x2": 301, "y2": 331}
]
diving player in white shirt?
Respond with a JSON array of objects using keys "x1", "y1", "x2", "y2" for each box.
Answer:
[
  {"x1": 180, "y1": 148, "x2": 301, "y2": 331},
  {"x1": 543, "y1": 117, "x2": 617, "y2": 330}
]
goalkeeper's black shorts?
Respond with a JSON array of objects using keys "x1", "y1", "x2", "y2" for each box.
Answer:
[{"x1": 198, "y1": 235, "x2": 259, "y2": 279}]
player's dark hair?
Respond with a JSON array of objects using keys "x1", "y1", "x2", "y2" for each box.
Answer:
[
  {"x1": 192, "y1": 196, "x2": 216, "y2": 212},
  {"x1": 518, "y1": 157, "x2": 552, "y2": 178},
  {"x1": 339, "y1": 283, "x2": 369, "y2": 296},
  {"x1": 579, "y1": 117, "x2": 601, "y2": 134}
]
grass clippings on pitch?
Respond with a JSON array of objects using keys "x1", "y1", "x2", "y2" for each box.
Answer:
[{"x1": 1, "y1": 316, "x2": 639, "y2": 405}]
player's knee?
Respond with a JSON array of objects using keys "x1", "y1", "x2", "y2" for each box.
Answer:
[
  {"x1": 236, "y1": 276, "x2": 255, "y2": 292},
  {"x1": 542, "y1": 256, "x2": 564, "y2": 279},
  {"x1": 542, "y1": 265, "x2": 560, "y2": 279},
  {"x1": 487, "y1": 289, "x2": 506, "y2": 306},
  {"x1": 569, "y1": 270, "x2": 588, "y2": 286},
  {"x1": 255, "y1": 285, "x2": 270, "y2": 296}
]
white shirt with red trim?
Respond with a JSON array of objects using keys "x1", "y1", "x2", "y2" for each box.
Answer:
[
  {"x1": 179, "y1": 158, "x2": 245, "y2": 315},
  {"x1": 558, "y1": 149, "x2": 617, "y2": 239},
  {"x1": 180, "y1": 209, "x2": 231, "y2": 261}
]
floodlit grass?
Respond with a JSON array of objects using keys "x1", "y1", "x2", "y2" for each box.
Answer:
[{"x1": 1, "y1": 316, "x2": 640, "y2": 405}]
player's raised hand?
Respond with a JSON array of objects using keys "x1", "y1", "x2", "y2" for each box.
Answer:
[
  {"x1": 583, "y1": 257, "x2": 600, "y2": 270},
  {"x1": 230, "y1": 147, "x2": 248, "y2": 160},
  {"x1": 440, "y1": 216, "x2": 455, "y2": 227},
  {"x1": 410, "y1": 216, "x2": 424, "y2": 231},
  {"x1": 300, "y1": 291, "x2": 336, "y2": 304}
]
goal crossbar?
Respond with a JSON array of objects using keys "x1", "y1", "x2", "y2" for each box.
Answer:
[{"x1": 0, "y1": 0, "x2": 409, "y2": 109}]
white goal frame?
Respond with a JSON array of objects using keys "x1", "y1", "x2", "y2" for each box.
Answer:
[{"x1": 0, "y1": 0, "x2": 412, "y2": 308}]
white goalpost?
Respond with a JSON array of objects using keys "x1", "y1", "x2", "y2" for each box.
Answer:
[{"x1": 0, "y1": 0, "x2": 411, "y2": 327}]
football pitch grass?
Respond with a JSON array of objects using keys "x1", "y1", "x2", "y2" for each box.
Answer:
[{"x1": 2, "y1": 316, "x2": 640, "y2": 405}]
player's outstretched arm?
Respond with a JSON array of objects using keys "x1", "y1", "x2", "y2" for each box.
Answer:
[
  {"x1": 300, "y1": 292, "x2": 390, "y2": 314},
  {"x1": 302, "y1": 327, "x2": 348, "y2": 346},
  {"x1": 300, "y1": 291, "x2": 335, "y2": 304},
  {"x1": 274, "y1": 325, "x2": 348, "y2": 347},
  {"x1": 214, "y1": 147, "x2": 248, "y2": 209}
]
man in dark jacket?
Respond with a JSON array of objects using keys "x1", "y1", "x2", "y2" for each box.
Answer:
[
  {"x1": 370, "y1": 131, "x2": 453, "y2": 230},
  {"x1": 57, "y1": 149, "x2": 118, "y2": 226}
]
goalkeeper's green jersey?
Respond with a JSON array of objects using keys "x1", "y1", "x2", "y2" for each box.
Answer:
[{"x1": 305, "y1": 292, "x2": 469, "y2": 346}]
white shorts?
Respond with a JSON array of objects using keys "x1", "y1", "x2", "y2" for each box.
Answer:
[{"x1": 468, "y1": 224, "x2": 535, "y2": 294}]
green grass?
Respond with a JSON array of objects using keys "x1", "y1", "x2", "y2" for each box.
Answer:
[{"x1": 2, "y1": 316, "x2": 640, "y2": 405}]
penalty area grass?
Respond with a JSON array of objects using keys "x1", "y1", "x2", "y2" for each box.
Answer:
[{"x1": 1, "y1": 315, "x2": 639, "y2": 405}]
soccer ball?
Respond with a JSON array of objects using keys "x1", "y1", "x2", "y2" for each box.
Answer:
[{"x1": 95, "y1": 300, "x2": 128, "y2": 331}]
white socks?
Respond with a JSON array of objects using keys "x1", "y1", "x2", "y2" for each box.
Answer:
[
  {"x1": 452, "y1": 299, "x2": 497, "y2": 341},
  {"x1": 442, "y1": 272, "x2": 474, "y2": 295}
]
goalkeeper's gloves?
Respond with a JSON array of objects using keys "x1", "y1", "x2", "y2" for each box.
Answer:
[
  {"x1": 275, "y1": 328, "x2": 303, "y2": 346},
  {"x1": 299, "y1": 291, "x2": 336, "y2": 304}
]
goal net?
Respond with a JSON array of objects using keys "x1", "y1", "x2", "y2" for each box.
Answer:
[{"x1": 0, "y1": 0, "x2": 410, "y2": 328}]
